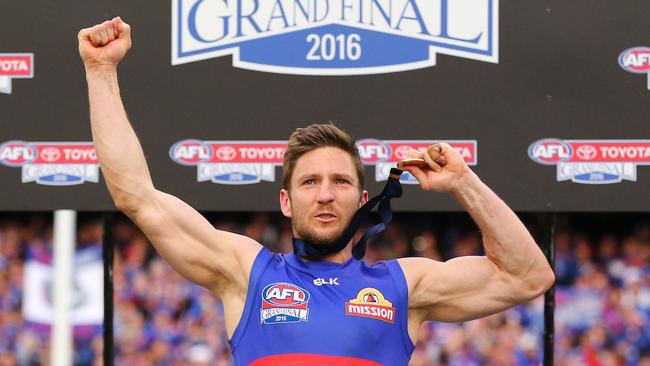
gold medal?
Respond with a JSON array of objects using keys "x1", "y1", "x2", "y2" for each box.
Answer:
[
  {"x1": 396, "y1": 158, "x2": 427, "y2": 170},
  {"x1": 396, "y1": 144, "x2": 443, "y2": 169}
]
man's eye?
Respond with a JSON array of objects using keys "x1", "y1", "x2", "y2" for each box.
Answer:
[
  {"x1": 303, "y1": 179, "x2": 316, "y2": 185},
  {"x1": 337, "y1": 179, "x2": 350, "y2": 185}
]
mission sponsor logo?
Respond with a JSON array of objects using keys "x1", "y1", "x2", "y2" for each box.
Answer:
[
  {"x1": 260, "y1": 282, "x2": 310, "y2": 324},
  {"x1": 0, "y1": 141, "x2": 99, "y2": 186},
  {"x1": 0, "y1": 54, "x2": 34, "y2": 94},
  {"x1": 619, "y1": 47, "x2": 650, "y2": 90},
  {"x1": 169, "y1": 140, "x2": 285, "y2": 184},
  {"x1": 172, "y1": 0, "x2": 498, "y2": 75},
  {"x1": 528, "y1": 139, "x2": 650, "y2": 184},
  {"x1": 359, "y1": 139, "x2": 477, "y2": 184},
  {"x1": 345, "y1": 287, "x2": 395, "y2": 323}
]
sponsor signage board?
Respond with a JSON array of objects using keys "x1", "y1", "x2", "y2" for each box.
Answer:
[
  {"x1": 528, "y1": 139, "x2": 650, "y2": 184},
  {"x1": 0, "y1": 53, "x2": 34, "y2": 94}
]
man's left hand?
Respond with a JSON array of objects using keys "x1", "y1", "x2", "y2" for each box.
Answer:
[{"x1": 401, "y1": 143, "x2": 472, "y2": 193}]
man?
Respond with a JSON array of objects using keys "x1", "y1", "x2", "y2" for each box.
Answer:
[{"x1": 79, "y1": 17, "x2": 554, "y2": 365}]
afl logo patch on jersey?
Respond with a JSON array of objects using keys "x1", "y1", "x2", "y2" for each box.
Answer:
[
  {"x1": 345, "y1": 288, "x2": 396, "y2": 323},
  {"x1": 261, "y1": 282, "x2": 310, "y2": 324}
]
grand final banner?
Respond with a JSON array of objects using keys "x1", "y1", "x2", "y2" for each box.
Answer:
[{"x1": 0, "y1": 0, "x2": 648, "y2": 211}]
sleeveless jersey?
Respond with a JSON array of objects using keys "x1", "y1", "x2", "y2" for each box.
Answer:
[{"x1": 228, "y1": 248, "x2": 414, "y2": 365}]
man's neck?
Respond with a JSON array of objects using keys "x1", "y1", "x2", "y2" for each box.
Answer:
[{"x1": 298, "y1": 244, "x2": 353, "y2": 264}]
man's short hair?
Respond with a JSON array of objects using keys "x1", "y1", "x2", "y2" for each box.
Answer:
[{"x1": 282, "y1": 123, "x2": 365, "y2": 191}]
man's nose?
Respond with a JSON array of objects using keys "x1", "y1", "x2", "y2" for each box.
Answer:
[{"x1": 317, "y1": 182, "x2": 335, "y2": 203}]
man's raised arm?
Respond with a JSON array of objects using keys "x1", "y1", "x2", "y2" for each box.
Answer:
[{"x1": 78, "y1": 18, "x2": 261, "y2": 299}]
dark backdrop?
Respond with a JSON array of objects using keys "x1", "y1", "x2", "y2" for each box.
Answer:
[{"x1": 1, "y1": 0, "x2": 648, "y2": 211}]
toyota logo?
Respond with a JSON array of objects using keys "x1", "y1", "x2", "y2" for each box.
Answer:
[
  {"x1": 216, "y1": 146, "x2": 237, "y2": 161},
  {"x1": 40, "y1": 147, "x2": 61, "y2": 162},
  {"x1": 394, "y1": 145, "x2": 414, "y2": 160},
  {"x1": 576, "y1": 145, "x2": 597, "y2": 160}
]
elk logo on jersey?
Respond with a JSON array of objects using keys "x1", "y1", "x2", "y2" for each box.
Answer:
[
  {"x1": 345, "y1": 288, "x2": 395, "y2": 323},
  {"x1": 261, "y1": 282, "x2": 310, "y2": 324}
]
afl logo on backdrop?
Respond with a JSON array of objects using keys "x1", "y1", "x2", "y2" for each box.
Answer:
[
  {"x1": 528, "y1": 139, "x2": 573, "y2": 165},
  {"x1": 356, "y1": 139, "x2": 391, "y2": 164},
  {"x1": 169, "y1": 139, "x2": 213, "y2": 166},
  {"x1": 172, "y1": 0, "x2": 498, "y2": 75},
  {"x1": 619, "y1": 47, "x2": 650, "y2": 73},
  {"x1": 618, "y1": 47, "x2": 650, "y2": 90},
  {"x1": 0, "y1": 141, "x2": 36, "y2": 167}
]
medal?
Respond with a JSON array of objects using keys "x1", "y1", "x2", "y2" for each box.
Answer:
[{"x1": 396, "y1": 144, "x2": 443, "y2": 170}]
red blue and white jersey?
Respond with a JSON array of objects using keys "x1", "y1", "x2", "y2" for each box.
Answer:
[{"x1": 228, "y1": 248, "x2": 414, "y2": 365}]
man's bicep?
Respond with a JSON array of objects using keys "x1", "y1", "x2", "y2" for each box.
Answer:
[
  {"x1": 403, "y1": 256, "x2": 522, "y2": 323},
  {"x1": 130, "y1": 190, "x2": 262, "y2": 292}
]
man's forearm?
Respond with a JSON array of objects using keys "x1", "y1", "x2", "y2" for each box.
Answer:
[
  {"x1": 450, "y1": 171, "x2": 553, "y2": 292},
  {"x1": 86, "y1": 69, "x2": 154, "y2": 211}
]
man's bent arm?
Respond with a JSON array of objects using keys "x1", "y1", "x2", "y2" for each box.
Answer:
[
  {"x1": 454, "y1": 171, "x2": 553, "y2": 296},
  {"x1": 400, "y1": 144, "x2": 554, "y2": 327}
]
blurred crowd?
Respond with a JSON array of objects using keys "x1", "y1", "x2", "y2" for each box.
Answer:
[{"x1": 0, "y1": 212, "x2": 648, "y2": 365}]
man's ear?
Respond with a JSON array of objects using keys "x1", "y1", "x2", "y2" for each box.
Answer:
[
  {"x1": 359, "y1": 189, "x2": 369, "y2": 207},
  {"x1": 280, "y1": 189, "x2": 292, "y2": 218}
]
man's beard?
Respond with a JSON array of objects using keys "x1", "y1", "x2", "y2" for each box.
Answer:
[{"x1": 293, "y1": 217, "x2": 351, "y2": 247}]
